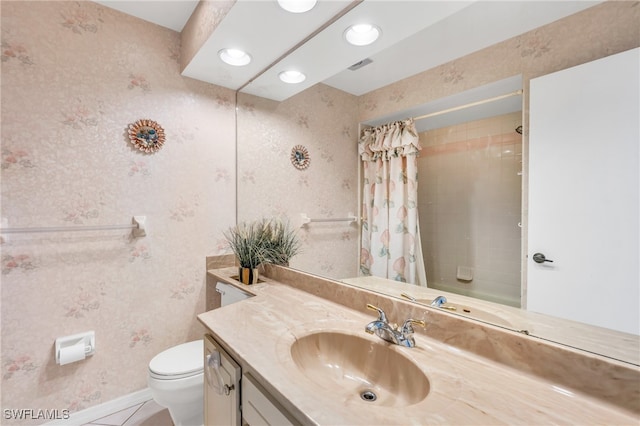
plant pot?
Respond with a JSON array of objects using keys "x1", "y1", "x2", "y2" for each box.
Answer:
[{"x1": 238, "y1": 267, "x2": 259, "y2": 285}]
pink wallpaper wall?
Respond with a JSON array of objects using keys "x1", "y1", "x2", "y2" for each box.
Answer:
[
  {"x1": 237, "y1": 86, "x2": 360, "y2": 279},
  {"x1": 1, "y1": 0, "x2": 235, "y2": 420}
]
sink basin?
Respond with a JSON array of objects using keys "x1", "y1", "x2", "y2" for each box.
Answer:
[
  {"x1": 290, "y1": 331, "x2": 430, "y2": 407},
  {"x1": 420, "y1": 299, "x2": 512, "y2": 327}
]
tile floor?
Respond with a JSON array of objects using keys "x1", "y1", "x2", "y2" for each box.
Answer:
[{"x1": 83, "y1": 400, "x2": 173, "y2": 426}]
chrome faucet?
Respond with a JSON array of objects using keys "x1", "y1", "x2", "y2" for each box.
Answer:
[
  {"x1": 364, "y1": 304, "x2": 425, "y2": 348},
  {"x1": 430, "y1": 295, "x2": 447, "y2": 307}
]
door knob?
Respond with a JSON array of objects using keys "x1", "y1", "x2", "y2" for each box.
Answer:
[{"x1": 532, "y1": 253, "x2": 553, "y2": 264}]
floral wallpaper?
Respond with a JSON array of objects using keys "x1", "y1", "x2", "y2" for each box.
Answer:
[
  {"x1": 1, "y1": 0, "x2": 639, "y2": 423},
  {"x1": 1, "y1": 0, "x2": 235, "y2": 421},
  {"x1": 237, "y1": 85, "x2": 360, "y2": 280}
]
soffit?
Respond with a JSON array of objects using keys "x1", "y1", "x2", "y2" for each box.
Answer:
[{"x1": 94, "y1": 1, "x2": 604, "y2": 101}]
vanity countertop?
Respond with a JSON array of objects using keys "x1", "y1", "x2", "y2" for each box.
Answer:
[
  {"x1": 198, "y1": 268, "x2": 638, "y2": 425},
  {"x1": 341, "y1": 276, "x2": 640, "y2": 365}
]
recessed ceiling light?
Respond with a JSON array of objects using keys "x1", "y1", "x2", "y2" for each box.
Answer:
[
  {"x1": 278, "y1": 70, "x2": 306, "y2": 84},
  {"x1": 218, "y1": 48, "x2": 251, "y2": 66},
  {"x1": 277, "y1": 0, "x2": 317, "y2": 13},
  {"x1": 344, "y1": 24, "x2": 381, "y2": 46}
]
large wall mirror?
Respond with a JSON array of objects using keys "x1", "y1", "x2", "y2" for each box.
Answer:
[{"x1": 236, "y1": 1, "x2": 639, "y2": 366}]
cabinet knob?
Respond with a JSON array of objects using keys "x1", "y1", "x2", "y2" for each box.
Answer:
[{"x1": 223, "y1": 384, "x2": 234, "y2": 396}]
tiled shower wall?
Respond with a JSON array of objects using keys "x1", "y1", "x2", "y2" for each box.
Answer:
[
  {"x1": 418, "y1": 113, "x2": 522, "y2": 306},
  {"x1": 1, "y1": 1, "x2": 235, "y2": 420}
]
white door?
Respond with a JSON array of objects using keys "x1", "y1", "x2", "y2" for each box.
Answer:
[{"x1": 527, "y1": 48, "x2": 639, "y2": 335}]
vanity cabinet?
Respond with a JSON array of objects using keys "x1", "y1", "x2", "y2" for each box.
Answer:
[
  {"x1": 241, "y1": 373, "x2": 297, "y2": 426},
  {"x1": 204, "y1": 334, "x2": 241, "y2": 426},
  {"x1": 204, "y1": 334, "x2": 296, "y2": 426}
]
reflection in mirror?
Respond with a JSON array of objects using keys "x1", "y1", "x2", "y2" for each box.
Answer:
[
  {"x1": 341, "y1": 275, "x2": 639, "y2": 365},
  {"x1": 362, "y1": 76, "x2": 523, "y2": 308},
  {"x1": 352, "y1": 72, "x2": 639, "y2": 365},
  {"x1": 237, "y1": 74, "x2": 638, "y2": 366},
  {"x1": 237, "y1": 76, "x2": 638, "y2": 367},
  {"x1": 237, "y1": 2, "x2": 640, "y2": 366},
  {"x1": 419, "y1": 111, "x2": 523, "y2": 306},
  {"x1": 236, "y1": 86, "x2": 360, "y2": 279}
]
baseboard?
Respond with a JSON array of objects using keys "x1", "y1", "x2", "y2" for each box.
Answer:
[{"x1": 45, "y1": 388, "x2": 153, "y2": 425}]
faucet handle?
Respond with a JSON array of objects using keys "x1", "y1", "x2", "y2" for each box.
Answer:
[
  {"x1": 400, "y1": 292, "x2": 417, "y2": 302},
  {"x1": 401, "y1": 319, "x2": 426, "y2": 334},
  {"x1": 366, "y1": 304, "x2": 389, "y2": 323}
]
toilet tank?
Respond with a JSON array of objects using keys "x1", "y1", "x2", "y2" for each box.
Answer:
[{"x1": 216, "y1": 282, "x2": 252, "y2": 306}]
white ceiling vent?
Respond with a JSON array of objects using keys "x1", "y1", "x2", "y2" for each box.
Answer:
[{"x1": 348, "y1": 58, "x2": 373, "y2": 71}]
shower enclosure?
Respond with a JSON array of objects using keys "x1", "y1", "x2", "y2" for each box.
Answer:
[{"x1": 417, "y1": 112, "x2": 523, "y2": 307}]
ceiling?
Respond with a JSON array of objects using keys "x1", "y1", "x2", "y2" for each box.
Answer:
[{"x1": 94, "y1": 0, "x2": 602, "y2": 101}]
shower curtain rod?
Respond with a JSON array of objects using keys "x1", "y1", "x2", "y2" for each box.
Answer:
[{"x1": 411, "y1": 89, "x2": 523, "y2": 122}]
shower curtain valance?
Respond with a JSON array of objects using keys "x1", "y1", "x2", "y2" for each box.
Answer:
[{"x1": 359, "y1": 118, "x2": 421, "y2": 161}]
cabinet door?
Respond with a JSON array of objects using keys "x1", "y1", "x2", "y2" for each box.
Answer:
[
  {"x1": 242, "y1": 373, "x2": 296, "y2": 426},
  {"x1": 204, "y1": 334, "x2": 241, "y2": 426}
]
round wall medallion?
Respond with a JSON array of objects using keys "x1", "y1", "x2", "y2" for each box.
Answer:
[
  {"x1": 128, "y1": 119, "x2": 165, "y2": 153},
  {"x1": 290, "y1": 145, "x2": 310, "y2": 170}
]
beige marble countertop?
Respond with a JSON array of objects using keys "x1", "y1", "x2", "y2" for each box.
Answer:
[
  {"x1": 341, "y1": 276, "x2": 640, "y2": 365},
  {"x1": 198, "y1": 268, "x2": 638, "y2": 425}
]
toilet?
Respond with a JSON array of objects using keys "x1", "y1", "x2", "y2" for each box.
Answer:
[
  {"x1": 148, "y1": 282, "x2": 251, "y2": 426},
  {"x1": 148, "y1": 340, "x2": 204, "y2": 426}
]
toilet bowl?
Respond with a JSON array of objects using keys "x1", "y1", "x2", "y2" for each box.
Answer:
[
  {"x1": 148, "y1": 340, "x2": 204, "y2": 426},
  {"x1": 148, "y1": 283, "x2": 251, "y2": 425}
]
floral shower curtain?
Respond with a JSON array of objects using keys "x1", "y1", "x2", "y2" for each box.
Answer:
[{"x1": 359, "y1": 118, "x2": 421, "y2": 284}]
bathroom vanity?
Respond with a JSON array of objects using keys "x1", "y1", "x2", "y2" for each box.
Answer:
[{"x1": 198, "y1": 265, "x2": 639, "y2": 425}]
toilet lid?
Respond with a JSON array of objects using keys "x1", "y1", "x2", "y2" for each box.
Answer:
[{"x1": 149, "y1": 340, "x2": 203, "y2": 379}]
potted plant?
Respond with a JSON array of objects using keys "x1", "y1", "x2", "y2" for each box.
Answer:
[
  {"x1": 262, "y1": 218, "x2": 301, "y2": 266},
  {"x1": 223, "y1": 218, "x2": 302, "y2": 284},
  {"x1": 223, "y1": 220, "x2": 269, "y2": 285}
]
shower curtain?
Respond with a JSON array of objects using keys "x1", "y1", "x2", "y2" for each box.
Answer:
[{"x1": 359, "y1": 118, "x2": 422, "y2": 284}]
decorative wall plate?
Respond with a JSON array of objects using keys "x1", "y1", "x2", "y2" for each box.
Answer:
[
  {"x1": 291, "y1": 145, "x2": 310, "y2": 170},
  {"x1": 128, "y1": 119, "x2": 165, "y2": 153}
]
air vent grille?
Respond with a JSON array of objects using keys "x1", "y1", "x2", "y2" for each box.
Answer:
[{"x1": 348, "y1": 58, "x2": 373, "y2": 71}]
